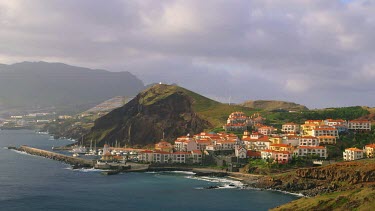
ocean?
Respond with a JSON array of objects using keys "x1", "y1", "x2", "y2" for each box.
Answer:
[{"x1": 0, "y1": 130, "x2": 298, "y2": 211}]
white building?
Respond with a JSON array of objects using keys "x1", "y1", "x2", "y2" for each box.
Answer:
[
  {"x1": 299, "y1": 136, "x2": 319, "y2": 146},
  {"x1": 281, "y1": 123, "x2": 300, "y2": 133},
  {"x1": 235, "y1": 146, "x2": 247, "y2": 158},
  {"x1": 312, "y1": 126, "x2": 339, "y2": 137},
  {"x1": 343, "y1": 148, "x2": 364, "y2": 161},
  {"x1": 348, "y1": 120, "x2": 371, "y2": 131},
  {"x1": 295, "y1": 146, "x2": 327, "y2": 159}
]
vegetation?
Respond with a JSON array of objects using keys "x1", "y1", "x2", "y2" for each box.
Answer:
[
  {"x1": 264, "y1": 106, "x2": 370, "y2": 128},
  {"x1": 241, "y1": 100, "x2": 308, "y2": 111},
  {"x1": 271, "y1": 187, "x2": 375, "y2": 211}
]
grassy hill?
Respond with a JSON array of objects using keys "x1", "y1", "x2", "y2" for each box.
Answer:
[
  {"x1": 84, "y1": 84, "x2": 258, "y2": 146},
  {"x1": 138, "y1": 84, "x2": 256, "y2": 128},
  {"x1": 241, "y1": 100, "x2": 308, "y2": 111}
]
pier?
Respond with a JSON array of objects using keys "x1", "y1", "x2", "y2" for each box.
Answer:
[{"x1": 17, "y1": 145, "x2": 94, "y2": 168}]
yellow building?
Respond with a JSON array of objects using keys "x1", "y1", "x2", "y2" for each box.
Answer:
[
  {"x1": 317, "y1": 136, "x2": 337, "y2": 145},
  {"x1": 301, "y1": 123, "x2": 318, "y2": 136},
  {"x1": 269, "y1": 136, "x2": 283, "y2": 144},
  {"x1": 304, "y1": 120, "x2": 324, "y2": 125},
  {"x1": 365, "y1": 144, "x2": 375, "y2": 158},
  {"x1": 269, "y1": 144, "x2": 294, "y2": 153}
]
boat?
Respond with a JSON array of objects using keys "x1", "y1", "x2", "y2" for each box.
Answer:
[
  {"x1": 72, "y1": 153, "x2": 79, "y2": 157},
  {"x1": 71, "y1": 146, "x2": 87, "y2": 154}
]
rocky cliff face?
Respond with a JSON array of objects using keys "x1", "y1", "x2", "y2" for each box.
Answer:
[
  {"x1": 254, "y1": 160, "x2": 375, "y2": 197},
  {"x1": 85, "y1": 84, "x2": 212, "y2": 146},
  {"x1": 296, "y1": 162, "x2": 375, "y2": 184}
]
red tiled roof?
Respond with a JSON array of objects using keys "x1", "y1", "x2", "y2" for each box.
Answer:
[
  {"x1": 346, "y1": 148, "x2": 363, "y2": 152},
  {"x1": 191, "y1": 150, "x2": 202, "y2": 154},
  {"x1": 247, "y1": 150, "x2": 261, "y2": 157},
  {"x1": 365, "y1": 144, "x2": 375, "y2": 148},
  {"x1": 173, "y1": 151, "x2": 190, "y2": 155},
  {"x1": 301, "y1": 136, "x2": 318, "y2": 139},
  {"x1": 349, "y1": 120, "x2": 371, "y2": 123}
]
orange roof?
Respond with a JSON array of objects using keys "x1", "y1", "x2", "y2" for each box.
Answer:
[
  {"x1": 261, "y1": 149, "x2": 275, "y2": 153},
  {"x1": 317, "y1": 136, "x2": 337, "y2": 139},
  {"x1": 349, "y1": 120, "x2": 371, "y2": 123},
  {"x1": 365, "y1": 144, "x2": 375, "y2": 148},
  {"x1": 302, "y1": 123, "x2": 317, "y2": 127},
  {"x1": 314, "y1": 127, "x2": 337, "y2": 131},
  {"x1": 301, "y1": 136, "x2": 318, "y2": 139},
  {"x1": 154, "y1": 150, "x2": 172, "y2": 154},
  {"x1": 140, "y1": 150, "x2": 153, "y2": 153},
  {"x1": 275, "y1": 151, "x2": 291, "y2": 154},
  {"x1": 247, "y1": 150, "x2": 261, "y2": 157},
  {"x1": 173, "y1": 151, "x2": 190, "y2": 155},
  {"x1": 346, "y1": 148, "x2": 363, "y2": 152},
  {"x1": 191, "y1": 150, "x2": 202, "y2": 154}
]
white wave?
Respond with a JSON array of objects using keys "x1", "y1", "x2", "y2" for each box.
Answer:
[
  {"x1": 71, "y1": 168, "x2": 105, "y2": 172},
  {"x1": 9, "y1": 149, "x2": 39, "y2": 158},
  {"x1": 186, "y1": 176, "x2": 245, "y2": 189},
  {"x1": 167, "y1": 171, "x2": 196, "y2": 175},
  {"x1": 266, "y1": 188, "x2": 305, "y2": 197}
]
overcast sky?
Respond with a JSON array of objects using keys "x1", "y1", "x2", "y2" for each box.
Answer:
[{"x1": 0, "y1": 0, "x2": 374, "y2": 108}]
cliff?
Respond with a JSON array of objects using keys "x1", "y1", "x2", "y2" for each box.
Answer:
[
  {"x1": 85, "y1": 84, "x2": 216, "y2": 146},
  {"x1": 250, "y1": 159, "x2": 375, "y2": 210}
]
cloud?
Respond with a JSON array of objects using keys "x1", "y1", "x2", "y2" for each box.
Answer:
[{"x1": 0, "y1": 0, "x2": 375, "y2": 108}]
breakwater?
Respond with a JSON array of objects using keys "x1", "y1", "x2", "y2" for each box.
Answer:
[{"x1": 17, "y1": 145, "x2": 94, "y2": 168}]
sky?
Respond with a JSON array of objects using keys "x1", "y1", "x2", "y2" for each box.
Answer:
[{"x1": 0, "y1": 0, "x2": 374, "y2": 108}]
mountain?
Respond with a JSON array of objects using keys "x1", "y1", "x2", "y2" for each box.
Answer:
[
  {"x1": 85, "y1": 84, "x2": 252, "y2": 146},
  {"x1": 0, "y1": 61, "x2": 145, "y2": 114},
  {"x1": 241, "y1": 100, "x2": 308, "y2": 111}
]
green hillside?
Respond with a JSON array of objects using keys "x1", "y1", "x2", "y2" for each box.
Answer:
[{"x1": 241, "y1": 100, "x2": 308, "y2": 111}]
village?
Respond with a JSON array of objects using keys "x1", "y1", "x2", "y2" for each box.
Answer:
[{"x1": 124, "y1": 111, "x2": 375, "y2": 171}]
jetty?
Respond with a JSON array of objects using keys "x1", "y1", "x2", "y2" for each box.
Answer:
[{"x1": 17, "y1": 145, "x2": 94, "y2": 168}]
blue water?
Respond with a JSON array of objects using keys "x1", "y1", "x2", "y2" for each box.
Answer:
[{"x1": 0, "y1": 130, "x2": 298, "y2": 211}]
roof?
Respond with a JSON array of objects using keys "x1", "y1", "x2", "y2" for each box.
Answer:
[
  {"x1": 317, "y1": 136, "x2": 337, "y2": 139},
  {"x1": 140, "y1": 150, "x2": 154, "y2": 153},
  {"x1": 191, "y1": 150, "x2": 202, "y2": 154},
  {"x1": 247, "y1": 150, "x2": 261, "y2": 157},
  {"x1": 301, "y1": 136, "x2": 318, "y2": 139},
  {"x1": 349, "y1": 120, "x2": 371, "y2": 123},
  {"x1": 314, "y1": 127, "x2": 337, "y2": 131},
  {"x1": 302, "y1": 123, "x2": 318, "y2": 127},
  {"x1": 173, "y1": 151, "x2": 190, "y2": 155},
  {"x1": 345, "y1": 148, "x2": 363, "y2": 152},
  {"x1": 365, "y1": 144, "x2": 375, "y2": 148},
  {"x1": 154, "y1": 150, "x2": 172, "y2": 154}
]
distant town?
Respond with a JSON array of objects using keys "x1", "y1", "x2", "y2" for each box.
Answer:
[{"x1": 95, "y1": 111, "x2": 374, "y2": 172}]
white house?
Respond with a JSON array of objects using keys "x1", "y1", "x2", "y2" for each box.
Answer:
[
  {"x1": 235, "y1": 146, "x2": 247, "y2": 158},
  {"x1": 343, "y1": 148, "x2": 364, "y2": 161}
]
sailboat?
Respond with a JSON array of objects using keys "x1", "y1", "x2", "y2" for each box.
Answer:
[{"x1": 71, "y1": 136, "x2": 87, "y2": 154}]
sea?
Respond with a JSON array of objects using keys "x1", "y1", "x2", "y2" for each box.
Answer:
[{"x1": 0, "y1": 130, "x2": 299, "y2": 211}]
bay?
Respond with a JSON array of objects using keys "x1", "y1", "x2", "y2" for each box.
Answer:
[{"x1": 0, "y1": 130, "x2": 298, "y2": 211}]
